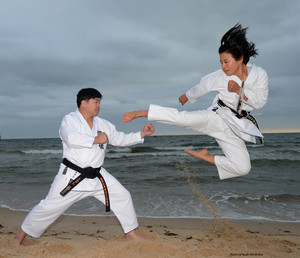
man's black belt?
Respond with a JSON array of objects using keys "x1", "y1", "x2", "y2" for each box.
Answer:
[
  {"x1": 217, "y1": 99, "x2": 264, "y2": 144},
  {"x1": 60, "y1": 158, "x2": 110, "y2": 212}
]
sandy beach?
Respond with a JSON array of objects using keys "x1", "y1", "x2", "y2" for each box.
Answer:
[{"x1": 0, "y1": 207, "x2": 299, "y2": 257}]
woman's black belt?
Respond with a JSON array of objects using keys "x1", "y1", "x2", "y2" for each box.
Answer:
[
  {"x1": 60, "y1": 158, "x2": 110, "y2": 212},
  {"x1": 218, "y1": 99, "x2": 249, "y2": 118},
  {"x1": 217, "y1": 99, "x2": 264, "y2": 144}
]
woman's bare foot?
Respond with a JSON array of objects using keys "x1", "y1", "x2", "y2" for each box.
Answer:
[
  {"x1": 185, "y1": 149, "x2": 215, "y2": 165},
  {"x1": 122, "y1": 110, "x2": 148, "y2": 123},
  {"x1": 122, "y1": 111, "x2": 138, "y2": 123},
  {"x1": 126, "y1": 229, "x2": 151, "y2": 241}
]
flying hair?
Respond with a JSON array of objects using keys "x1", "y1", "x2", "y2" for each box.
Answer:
[{"x1": 218, "y1": 23, "x2": 258, "y2": 64}]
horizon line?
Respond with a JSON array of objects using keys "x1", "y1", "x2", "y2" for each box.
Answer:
[{"x1": 1, "y1": 129, "x2": 300, "y2": 140}]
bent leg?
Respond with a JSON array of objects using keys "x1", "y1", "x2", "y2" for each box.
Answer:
[
  {"x1": 21, "y1": 191, "x2": 87, "y2": 238},
  {"x1": 184, "y1": 149, "x2": 215, "y2": 165},
  {"x1": 214, "y1": 129, "x2": 251, "y2": 180},
  {"x1": 93, "y1": 181, "x2": 138, "y2": 234}
]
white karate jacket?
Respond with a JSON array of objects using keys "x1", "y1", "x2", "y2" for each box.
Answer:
[
  {"x1": 186, "y1": 63, "x2": 268, "y2": 143},
  {"x1": 57, "y1": 110, "x2": 144, "y2": 191}
]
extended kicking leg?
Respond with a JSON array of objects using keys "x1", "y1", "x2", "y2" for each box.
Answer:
[{"x1": 122, "y1": 110, "x2": 148, "y2": 123}]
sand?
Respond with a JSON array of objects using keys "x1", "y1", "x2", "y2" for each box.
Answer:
[{"x1": 0, "y1": 207, "x2": 299, "y2": 257}]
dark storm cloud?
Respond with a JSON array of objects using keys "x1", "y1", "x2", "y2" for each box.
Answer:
[{"x1": 0, "y1": 0, "x2": 299, "y2": 138}]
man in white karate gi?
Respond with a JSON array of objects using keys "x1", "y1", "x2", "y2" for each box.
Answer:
[{"x1": 14, "y1": 88, "x2": 154, "y2": 246}]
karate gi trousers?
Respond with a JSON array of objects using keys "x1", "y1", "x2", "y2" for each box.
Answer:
[
  {"x1": 148, "y1": 104, "x2": 251, "y2": 180},
  {"x1": 21, "y1": 179, "x2": 138, "y2": 238}
]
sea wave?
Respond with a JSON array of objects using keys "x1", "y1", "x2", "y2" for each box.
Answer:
[
  {"x1": 1, "y1": 134, "x2": 299, "y2": 222},
  {"x1": 227, "y1": 194, "x2": 300, "y2": 203},
  {"x1": 131, "y1": 146, "x2": 161, "y2": 153},
  {"x1": 251, "y1": 158, "x2": 300, "y2": 164},
  {"x1": 14, "y1": 147, "x2": 300, "y2": 162},
  {"x1": 22, "y1": 149, "x2": 62, "y2": 155},
  {"x1": 0, "y1": 150, "x2": 25, "y2": 155},
  {"x1": 106, "y1": 151, "x2": 188, "y2": 159}
]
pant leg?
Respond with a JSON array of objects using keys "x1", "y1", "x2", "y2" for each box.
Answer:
[
  {"x1": 214, "y1": 127, "x2": 251, "y2": 180},
  {"x1": 148, "y1": 104, "x2": 251, "y2": 180},
  {"x1": 21, "y1": 189, "x2": 87, "y2": 238},
  {"x1": 93, "y1": 180, "x2": 138, "y2": 234},
  {"x1": 148, "y1": 104, "x2": 212, "y2": 132}
]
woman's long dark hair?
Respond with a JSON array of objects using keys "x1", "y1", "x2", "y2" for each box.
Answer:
[{"x1": 218, "y1": 23, "x2": 258, "y2": 64}]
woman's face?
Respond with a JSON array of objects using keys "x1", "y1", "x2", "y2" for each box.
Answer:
[{"x1": 220, "y1": 52, "x2": 243, "y2": 76}]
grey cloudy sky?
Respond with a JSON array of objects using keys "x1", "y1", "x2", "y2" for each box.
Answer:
[{"x1": 1, "y1": 0, "x2": 300, "y2": 139}]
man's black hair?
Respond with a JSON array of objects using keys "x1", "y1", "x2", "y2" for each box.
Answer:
[{"x1": 76, "y1": 88, "x2": 102, "y2": 108}]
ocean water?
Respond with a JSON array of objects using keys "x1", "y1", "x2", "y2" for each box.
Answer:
[{"x1": 0, "y1": 133, "x2": 299, "y2": 222}]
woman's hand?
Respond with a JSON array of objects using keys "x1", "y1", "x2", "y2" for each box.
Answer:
[
  {"x1": 228, "y1": 80, "x2": 241, "y2": 95},
  {"x1": 228, "y1": 80, "x2": 248, "y2": 101}
]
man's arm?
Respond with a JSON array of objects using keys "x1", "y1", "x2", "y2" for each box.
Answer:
[{"x1": 101, "y1": 118, "x2": 150, "y2": 146}]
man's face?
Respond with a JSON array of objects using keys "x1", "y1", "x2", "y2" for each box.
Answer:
[{"x1": 83, "y1": 98, "x2": 101, "y2": 117}]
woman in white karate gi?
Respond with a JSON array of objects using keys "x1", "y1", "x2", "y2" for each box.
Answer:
[
  {"x1": 15, "y1": 88, "x2": 154, "y2": 246},
  {"x1": 122, "y1": 24, "x2": 268, "y2": 180}
]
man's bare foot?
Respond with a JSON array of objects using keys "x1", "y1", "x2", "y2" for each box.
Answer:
[
  {"x1": 126, "y1": 229, "x2": 151, "y2": 241},
  {"x1": 14, "y1": 229, "x2": 27, "y2": 247},
  {"x1": 185, "y1": 149, "x2": 215, "y2": 165}
]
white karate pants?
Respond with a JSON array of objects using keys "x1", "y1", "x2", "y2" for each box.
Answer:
[
  {"x1": 148, "y1": 104, "x2": 251, "y2": 180},
  {"x1": 21, "y1": 180, "x2": 138, "y2": 238}
]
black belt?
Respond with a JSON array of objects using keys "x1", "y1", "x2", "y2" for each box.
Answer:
[
  {"x1": 60, "y1": 158, "x2": 110, "y2": 212},
  {"x1": 217, "y1": 99, "x2": 264, "y2": 144},
  {"x1": 218, "y1": 99, "x2": 248, "y2": 118}
]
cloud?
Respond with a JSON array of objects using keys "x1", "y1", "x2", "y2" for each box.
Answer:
[{"x1": 0, "y1": 0, "x2": 300, "y2": 138}]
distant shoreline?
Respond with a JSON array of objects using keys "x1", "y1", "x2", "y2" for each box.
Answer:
[{"x1": 1, "y1": 130, "x2": 300, "y2": 140}]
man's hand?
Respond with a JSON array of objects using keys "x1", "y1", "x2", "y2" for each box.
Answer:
[
  {"x1": 94, "y1": 132, "x2": 108, "y2": 144},
  {"x1": 140, "y1": 123, "x2": 155, "y2": 138},
  {"x1": 179, "y1": 93, "x2": 188, "y2": 106}
]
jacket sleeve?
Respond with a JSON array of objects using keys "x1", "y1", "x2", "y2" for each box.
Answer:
[
  {"x1": 59, "y1": 115, "x2": 94, "y2": 149},
  {"x1": 186, "y1": 70, "x2": 225, "y2": 103},
  {"x1": 101, "y1": 119, "x2": 144, "y2": 147}
]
